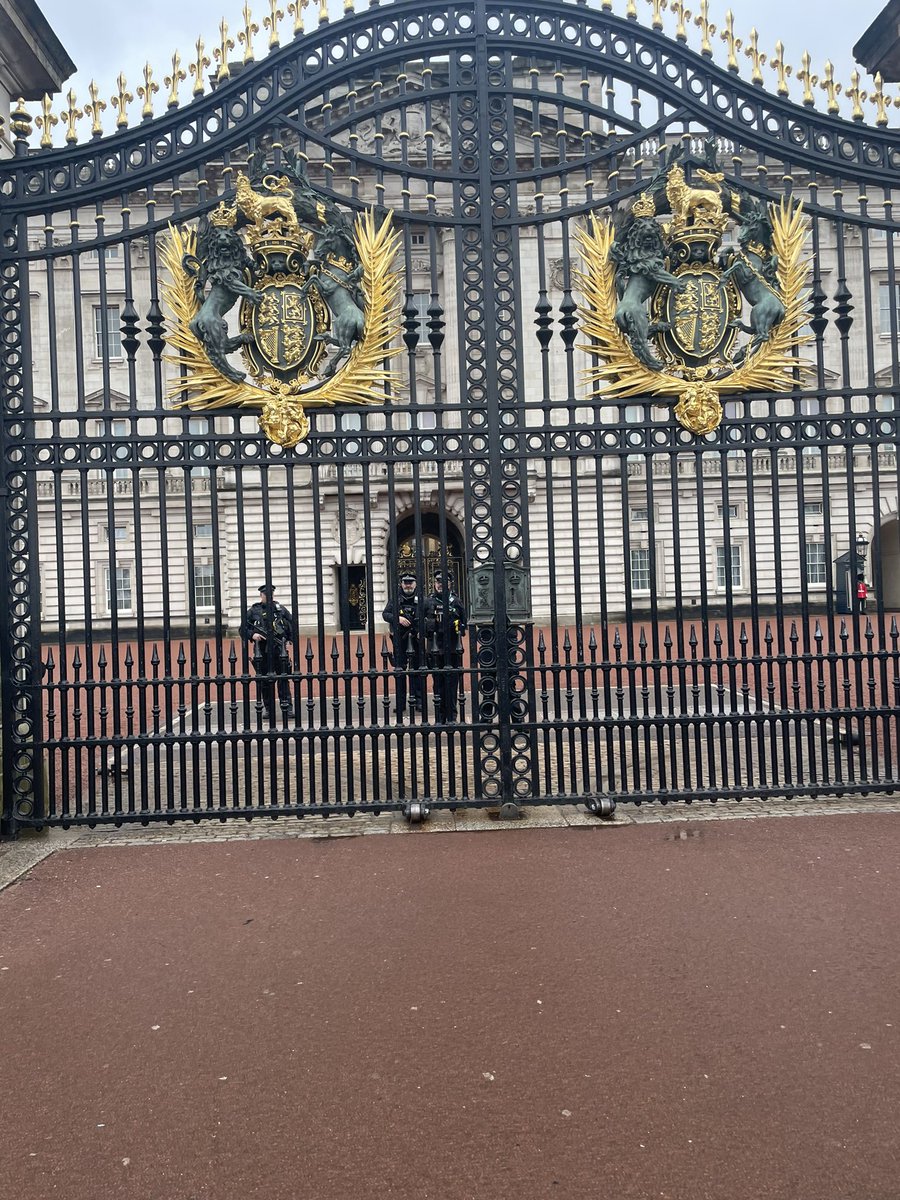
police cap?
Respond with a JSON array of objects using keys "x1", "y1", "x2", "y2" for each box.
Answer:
[
  {"x1": 258, "y1": 583, "x2": 275, "y2": 594},
  {"x1": 400, "y1": 573, "x2": 416, "y2": 584}
]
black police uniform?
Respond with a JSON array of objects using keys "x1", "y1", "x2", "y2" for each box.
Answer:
[
  {"x1": 239, "y1": 587, "x2": 295, "y2": 719},
  {"x1": 423, "y1": 579, "x2": 467, "y2": 724},
  {"x1": 382, "y1": 579, "x2": 424, "y2": 714}
]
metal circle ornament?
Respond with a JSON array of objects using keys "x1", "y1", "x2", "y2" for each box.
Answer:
[
  {"x1": 575, "y1": 143, "x2": 814, "y2": 436},
  {"x1": 160, "y1": 160, "x2": 403, "y2": 447}
]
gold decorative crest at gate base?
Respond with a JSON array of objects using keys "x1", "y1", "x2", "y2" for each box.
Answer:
[
  {"x1": 161, "y1": 164, "x2": 403, "y2": 447},
  {"x1": 575, "y1": 145, "x2": 813, "y2": 436}
]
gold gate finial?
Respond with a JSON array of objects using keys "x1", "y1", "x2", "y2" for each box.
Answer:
[
  {"x1": 190, "y1": 38, "x2": 212, "y2": 96},
  {"x1": 819, "y1": 60, "x2": 841, "y2": 115},
  {"x1": 138, "y1": 62, "x2": 159, "y2": 119},
  {"x1": 870, "y1": 72, "x2": 890, "y2": 127},
  {"x1": 287, "y1": 0, "x2": 308, "y2": 34},
  {"x1": 720, "y1": 11, "x2": 741, "y2": 73},
  {"x1": 85, "y1": 80, "x2": 107, "y2": 136},
  {"x1": 847, "y1": 71, "x2": 865, "y2": 122},
  {"x1": 239, "y1": 3, "x2": 259, "y2": 63},
  {"x1": 693, "y1": 0, "x2": 716, "y2": 57},
  {"x1": 61, "y1": 88, "x2": 83, "y2": 143},
  {"x1": 36, "y1": 94, "x2": 59, "y2": 148},
  {"x1": 264, "y1": 0, "x2": 285, "y2": 48},
  {"x1": 667, "y1": 0, "x2": 688, "y2": 43},
  {"x1": 770, "y1": 40, "x2": 791, "y2": 97},
  {"x1": 650, "y1": 0, "x2": 664, "y2": 31},
  {"x1": 165, "y1": 52, "x2": 187, "y2": 109},
  {"x1": 744, "y1": 29, "x2": 766, "y2": 86},
  {"x1": 318, "y1": 0, "x2": 329, "y2": 25},
  {"x1": 111, "y1": 73, "x2": 134, "y2": 128},
  {"x1": 214, "y1": 20, "x2": 236, "y2": 80},
  {"x1": 798, "y1": 51, "x2": 815, "y2": 107}
]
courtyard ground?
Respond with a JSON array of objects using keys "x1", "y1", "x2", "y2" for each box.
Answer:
[{"x1": 1, "y1": 803, "x2": 899, "y2": 1200}]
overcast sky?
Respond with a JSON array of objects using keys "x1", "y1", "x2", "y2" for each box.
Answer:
[{"x1": 38, "y1": 0, "x2": 888, "y2": 130}]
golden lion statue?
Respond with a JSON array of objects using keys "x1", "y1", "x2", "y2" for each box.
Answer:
[
  {"x1": 665, "y1": 164, "x2": 724, "y2": 230},
  {"x1": 235, "y1": 171, "x2": 299, "y2": 236}
]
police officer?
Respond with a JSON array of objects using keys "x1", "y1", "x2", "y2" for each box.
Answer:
[
  {"x1": 382, "y1": 572, "x2": 424, "y2": 718},
  {"x1": 239, "y1": 583, "x2": 295, "y2": 720},
  {"x1": 423, "y1": 569, "x2": 467, "y2": 724}
]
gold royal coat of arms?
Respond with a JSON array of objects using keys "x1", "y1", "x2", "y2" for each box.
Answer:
[
  {"x1": 576, "y1": 142, "x2": 813, "y2": 435},
  {"x1": 161, "y1": 153, "x2": 402, "y2": 447}
]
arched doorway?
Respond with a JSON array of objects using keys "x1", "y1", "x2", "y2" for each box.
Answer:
[{"x1": 392, "y1": 513, "x2": 466, "y2": 598}]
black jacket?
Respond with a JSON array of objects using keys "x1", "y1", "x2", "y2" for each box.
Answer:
[
  {"x1": 423, "y1": 589, "x2": 467, "y2": 654},
  {"x1": 382, "y1": 592, "x2": 422, "y2": 649},
  {"x1": 239, "y1": 600, "x2": 294, "y2": 645}
]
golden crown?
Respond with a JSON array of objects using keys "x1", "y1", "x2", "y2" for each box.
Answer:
[{"x1": 209, "y1": 201, "x2": 238, "y2": 228}]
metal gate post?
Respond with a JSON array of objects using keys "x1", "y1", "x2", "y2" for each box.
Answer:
[
  {"x1": 451, "y1": 2, "x2": 537, "y2": 809},
  {"x1": 0, "y1": 184, "x2": 44, "y2": 837}
]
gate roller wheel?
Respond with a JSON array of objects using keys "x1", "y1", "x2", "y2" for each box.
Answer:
[
  {"x1": 585, "y1": 796, "x2": 616, "y2": 820},
  {"x1": 403, "y1": 802, "x2": 430, "y2": 825}
]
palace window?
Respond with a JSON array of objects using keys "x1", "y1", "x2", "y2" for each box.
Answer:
[
  {"x1": 716, "y1": 544, "x2": 742, "y2": 589},
  {"x1": 105, "y1": 565, "x2": 132, "y2": 614},
  {"x1": 194, "y1": 563, "x2": 216, "y2": 609},
  {"x1": 93, "y1": 304, "x2": 122, "y2": 360},
  {"x1": 879, "y1": 282, "x2": 900, "y2": 335},
  {"x1": 87, "y1": 245, "x2": 120, "y2": 261},
  {"x1": 805, "y1": 542, "x2": 827, "y2": 585},
  {"x1": 630, "y1": 547, "x2": 651, "y2": 592}
]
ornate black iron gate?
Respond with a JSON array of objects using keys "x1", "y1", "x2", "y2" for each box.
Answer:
[{"x1": 2, "y1": 0, "x2": 900, "y2": 834}]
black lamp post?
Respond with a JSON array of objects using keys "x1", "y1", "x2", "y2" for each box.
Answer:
[{"x1": 855, "y1": 533, "x2": 869, "y2": 575}]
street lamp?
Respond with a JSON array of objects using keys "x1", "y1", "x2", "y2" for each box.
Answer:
[{"x1": 855, "y1": 533, "x2": 869, "y2": 574}]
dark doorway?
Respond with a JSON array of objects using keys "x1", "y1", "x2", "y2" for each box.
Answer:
[
  {"x1": 341, "y1": 565, "x2": 368, "y2": 631},
  {"x1": 393, "y1": 513, "x2": 465, "y2": 596}
]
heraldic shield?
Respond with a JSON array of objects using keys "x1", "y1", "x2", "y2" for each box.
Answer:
[
  {"x1": 161, "y1": 151, "x2": 402, "y2": 447},
  {"x1": 577, "y1": 140, "x2": 813, "y2": 436}
]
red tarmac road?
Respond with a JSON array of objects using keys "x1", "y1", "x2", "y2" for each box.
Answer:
[{"x1": 1, "y1": 816, "x2": 899, "y2": 1200}]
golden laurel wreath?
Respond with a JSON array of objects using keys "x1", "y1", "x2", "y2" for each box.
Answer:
[
  {"x1": 160, "y1": 209, "x2": 403, "y2": 447},
  {"x1": 574, "y1": 197, "x2": 813, "y2": 435}
]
